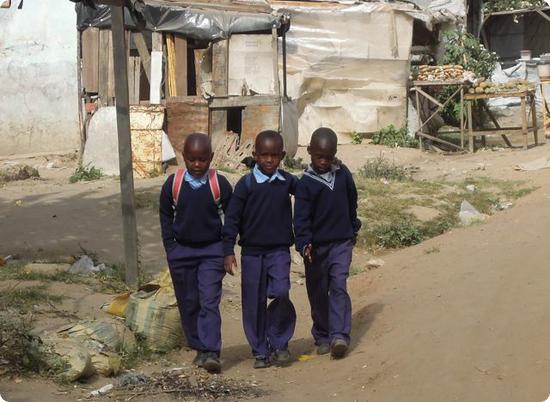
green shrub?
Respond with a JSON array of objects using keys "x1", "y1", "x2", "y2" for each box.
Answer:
[
  {"x1": 359, "y1": 156, "x2": 411, "y2": 182},
  {"x1": 372, "y1": 125, "x2": 417, "y2": 148},
  {"x1": 69, "y1": 164, "x2": 103, "y2": 183},
  {"x1": 351, "y1": 131, "x2": 363, "y2": 145},
  {"x1": 373, "y1": 221, "x2": 424, "y2": 248}
]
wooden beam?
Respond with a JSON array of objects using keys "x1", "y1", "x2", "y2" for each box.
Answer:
[
  {"x1": 99, "y1": 28, "x2": 114, "y2": 106},
  {"x1": 133, "y1": 31, "x2": 151, "y2": 83},
  {"x1": 534, "y1": 8, "x2": 550, "y2": 23},
  {"x1": 150, "y1": 31, "x2": 163, "y2": 104},
  {"x1": 210, "y1": 40, "x2": 229, "y2": 145},
  {"x1": 174, "y1": 35, "x2": 188, "y2": 96},
  {"x1": 272, "y1": 27, "x2": 280, "y2": 96},
  {"x1": 209, "y1": 95, "x2": 280, "y2": 108},
  {"x1": 110, "y1": 5, "x2": 139, "y2": 288},
  {"x1": 81, "y1": 27, "x2": 99, "y2": 93}
]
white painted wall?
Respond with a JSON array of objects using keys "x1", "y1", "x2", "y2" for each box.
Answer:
[{"x1": 0, "y1": 0, "x2": 80, "y2": 156}]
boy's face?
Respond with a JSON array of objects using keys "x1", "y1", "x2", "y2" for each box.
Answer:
[
  {"x1": 253, "y1": 138, "x2": 285, "y2": 176},
  {"x1": 183, "y1": 145, "x2": 213, "y2": 178},
  {"x1": 308, "y1": 141, "x2": 337, "y2": 174}
]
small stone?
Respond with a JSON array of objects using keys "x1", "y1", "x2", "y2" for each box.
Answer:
[
  {"x1": 466, "y1": 184, "x2": 475, "y2": 192},
  {"x1": 366, "y1": 259, "x2": 385, "y2": 269},
  {"x1": 89, "y1": 383, "x2": 114, "y2": 397}
]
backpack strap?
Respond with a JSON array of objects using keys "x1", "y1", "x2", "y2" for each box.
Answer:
[
  {"x1": 208, "y1": 169, "x2": 224, "y2": 223},
  {"x1": 172, "y1": 168, "x2": 186, "y2": 207}
]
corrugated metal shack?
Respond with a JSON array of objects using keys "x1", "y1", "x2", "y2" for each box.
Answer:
[{"x1": 77, "y1": 0, "x2": 290, "y2": 170}]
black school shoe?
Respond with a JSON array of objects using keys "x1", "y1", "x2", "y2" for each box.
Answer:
[
  {"x1": 193, "y1": 351, "x2": 206, "y2": 367},
  {"x1": 254, "y1": 357, "x2": 271, "y2": 369},
  {"x1": 330, "y1": 339, "x2": 348, "y2": 359},
  {"x1": 317, "y1": 343, "x2": 330, "y2": 355},
  {"x1": 202, "y1": 352, "x2": 222, "y2": 373},
  {"x1": 270, "y1": 349, "x2": 291, "y2": 366}
]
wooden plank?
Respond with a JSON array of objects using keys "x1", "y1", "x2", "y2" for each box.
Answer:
[
  {"x1": 460, "y1": 86, "x2": 464, "y2": 149},
  {"x1": 99, "y1": 29, "x2": 114, "y2": 106},
  {"x1": 416, "y1": 87, "x2": 444, "y2": 108},
  {"x1": 416, "y1": 132, "x2": 464, "y2": 150},
  {"x1": 412, "y1": 80, "x2": 465, "y2": 86},
  {"x1": 521, "y1": 96, "x2": 528, "y2": 149},
  {"x1": 467, "y1": 101, "x2": 474, "y2": 152},
  {"x1": 150, "y1": 32, "x2": 163, "y2": 104},
  {"x1": 535, "y1": 8, "x2": 550, "y2": 23},
  {"x1": 110, "y1": 5, "x2": 139, "y2": 288},
  {"x1": 272, "y1": 27, "x2": 280, "y2": 96},
  {"x1": 81, "y1": 27, "x2": 99, "y2": 93},
  {"x1": 211, "y1": 40, "x2": 229, "y2": 145},
  {"x1": 241, "y1": 104, "x2": 280, "y2": 145},
  {"x1": 530, "y1": 95, "x2": 539, "y2": 145},
  {"x1": 133, "y1": 31, "x2": 151, "y2": 83},
  {"x1": 174, "y1": 35, "x2": 188, "y2": 96},
  {"x1": 166, "y1": 34, "x2": 177, "y2": 97},
  {"x1": 415, "y1": 89, "x2": 422, "y2": 150},
  {"x1": 464, "y1": 90, "x2": 534, "y2": 100},
  {"x1": 209, "y1": 95, "x2": 280, "y2": 108}
]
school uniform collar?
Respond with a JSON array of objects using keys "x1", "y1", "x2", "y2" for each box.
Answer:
[
  {"x1": 253, "y1": 164, "x2": 286, "y2": 183},
  {"x1": 184, "y1": 170, "x2": 208, "y2": 189},
  {"x1": 304, "y1": 164, "x2": 340, "y2": 190}
]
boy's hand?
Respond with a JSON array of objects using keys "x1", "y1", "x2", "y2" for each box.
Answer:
[
  {"x1": 224, "y1": 255, "x2": 238, "y2": 276},
  {"x1": 303, "y1": 244, "x2": 313, "y2": 263}
]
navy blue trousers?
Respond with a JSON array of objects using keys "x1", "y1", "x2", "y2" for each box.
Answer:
[
  {"x1": 241, "y1": 249, "x2": 296, "y2": 358},
  {"x1": 167, "y1": 241, "x2": 225, "y2": 356},
  {"x1": 305, "y1": 240, "x2": 353, "y2": 346}
]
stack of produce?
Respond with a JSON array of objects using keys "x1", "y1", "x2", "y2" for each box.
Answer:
[
  {"x1": 468, "y1": 78, "x2": 535, "y2": 95},
  {"x1": 417, "y1": 65, "x2": 466, "y2": 81}
]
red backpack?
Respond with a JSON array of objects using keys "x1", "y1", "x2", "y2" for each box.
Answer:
[{"x1": 171, "y1": 168, "x2": 224, "y2": 222}]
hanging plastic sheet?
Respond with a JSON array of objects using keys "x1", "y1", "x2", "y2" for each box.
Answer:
[
  {"x1": 75, "y1": 0, "x2": 284, "y2": 41},
  {"x1": 272, "y1": 2, "x2": 415, "y2": 144}
]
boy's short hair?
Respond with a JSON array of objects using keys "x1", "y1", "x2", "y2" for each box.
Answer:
[
  {"x1": 184, "y1": 132, "x2": 212, "y2": 153},
  {"x1": 255, "y1": 130, "x2": 284, "y2": 151},
  {"x1": 311, "y1": 127, "x2": 337, "y2": 149}
]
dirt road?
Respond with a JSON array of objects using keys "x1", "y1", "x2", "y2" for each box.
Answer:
[{"x1": 2, "y1": 144, "x2": 550, "y2": 401}]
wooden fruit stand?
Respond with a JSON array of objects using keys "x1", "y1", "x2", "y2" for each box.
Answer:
[
  {"x1": 411, "y1": 80, "x2": 466, "y2": 152},
  {"x1": 464, "y1": 90, "x2": 539, "y2": 152}
]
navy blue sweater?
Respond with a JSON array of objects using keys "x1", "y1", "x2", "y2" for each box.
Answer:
[
  {"x1": 222, "y1": 171, "x2": 297, "y2": 256},
  {"x1": 294, "y1": 165, "x2": 361, "y2": 253},
  {"x1": 159, "y1": 173, "x2": 232, "y2": 251}
]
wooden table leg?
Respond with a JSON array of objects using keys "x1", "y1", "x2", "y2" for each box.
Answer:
[
  {"x1": 415, "y1": 89, "x2": 422, "y2": 150},
  {"x1": 467, "y1": 100, "x2": 474, "y2": 152},
  {"x1": 460, "y1": 87, "x2": 464, "y2": 149},
  {"x1": 530, "y1": 94, "x2": 538, "y2": 146},
  {"x1": 521, "y1": 96, "x2": 528, "y2": 149}
]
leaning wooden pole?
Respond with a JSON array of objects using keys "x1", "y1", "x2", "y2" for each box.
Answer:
[{"x1": 111, "y1": 4, "x2": 139, "y2": 288}]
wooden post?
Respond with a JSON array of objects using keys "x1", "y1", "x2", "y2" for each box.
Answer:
[
  {"x1": 520, "y1": 95, "x2": 528, "y2": 149},
  {"x1": 272, "y1": 27, "x2": 280, "y2": 97},
  {"x1": 133, "y1": 31, "x2": 151, "y2": 83},
  {"x1": 110, "y1": 5, "x2": 139, "y2": 288},
  {"x1": 282, "y1": 29, "x2": 287, "y2": 99},
  {"x1": 467, "y1": 100, "x2": 474, "y2": 152},
  {"x1": 530, "y1": 94, "x2": 538, "y2": 146},
  {"x1": 415, "y1": 88, "x2": 422, "y2": 150},
  {"x1": 150, "y1": 31, "x2": 163, "y2": 104},
  {"x1": 210, "y1": 39, "x2": 229, "y2": 146},
  {"x1": 460, "y1": 86, "x2": 464, "y2": 149},
  {"x1": 174, "y1": 35, "x2": 188, "y2": 96}
]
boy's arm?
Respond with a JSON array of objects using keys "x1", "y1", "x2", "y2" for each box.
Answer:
[
  {"x1": 221, "y1": 177, "x2": 246, "y2": 257},
  {"x1": 159, "y1": 176, "x2": 178, "y2": 252},
  {"x1": 293, "y1": 180, "x2": 313, "y2": 255},
  {"x1": 288, "y1": 172, "x2": 298, "y2": 196},
  {"x1": 344, "y1": 166, "x2": 362, "y2": 235}
]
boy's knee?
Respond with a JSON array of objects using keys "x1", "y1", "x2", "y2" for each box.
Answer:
[{"x1": 268, "y1": 283, "x2": 290, "y2": 300}]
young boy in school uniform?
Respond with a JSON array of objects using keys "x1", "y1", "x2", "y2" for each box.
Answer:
[
  {"x1": 223, "y1": 130, "x2": 297, "y2": 369},
  {"x1": 294, "y1": 127, "x2": 362, "y2": 359},
  {"x1": 159, "y1": 133, "x2": 232, "y2": 373}
]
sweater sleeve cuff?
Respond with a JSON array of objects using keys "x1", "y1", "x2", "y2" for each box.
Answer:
[{"x1": 223, "y1": 243, "x2": 235, "y2": 257}]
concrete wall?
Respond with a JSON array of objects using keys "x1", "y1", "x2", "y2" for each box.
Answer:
[{"x1": 0, "y1": 0, "x2": 80, "y2": 156}]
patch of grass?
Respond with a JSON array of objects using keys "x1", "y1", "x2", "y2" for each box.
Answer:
[
  {"x1": 355, "y1": 174, "x2": 535, "y2": 251},
  {"x1": 121, "y1": 334, "x2": 155, "y2": 369},
  {"x1": 349, "y1": 265, "x2": 365, "y2": 276},
  {"x1": 372, "y1": 125, "x2": 418, "y2": 148},
  {"x1": 424, "y1": 246, "x2": 440, "y2": 254},
  {"x1": 372, "y1": 221, "x2": 424, "y2": 248},
  {"x1": 69, "y1": 164, "x2": 103, "y2": 183},
  {"x1": 358, "y1": 156, "x2": 411, "y2": 182},
  {"x1": 0, "y1": 285, "x2": 64, "y2": 312}
]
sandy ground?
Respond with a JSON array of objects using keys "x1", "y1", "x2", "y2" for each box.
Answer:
[{"x1": 2, "y1": 140, "x2": 550, "y2": 401}]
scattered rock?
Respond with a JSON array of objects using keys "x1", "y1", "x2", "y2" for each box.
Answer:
[
  {"x1": 90, "y1": 383, "x2": 114, "y2": 397},
  {"x1": 496, "y1": 201, "x2": 513, "y2": 210},
  {"x1": 23, "y1": 263, "x2": 71, "y2": 277},
  {"x1": 459, "y1": 200, "x2": 486, "y2": 226},
  {"x1": 466, "y1": 184, "x2": 476, "y2": 192},
  {"x1": 0, "y1": 164, "x2": 39, "y2": 182},
  {"x1": 366, "y1": 259, "x2": 385, "y2": 269},
  {"x1": 118, "y1": 371, "x2": 149, "y2": 387}
]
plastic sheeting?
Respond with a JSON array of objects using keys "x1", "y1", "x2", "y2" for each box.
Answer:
[
  {"x1": 75, "y1": 0, "x2": 284, "y2": 41},
  {"x1": 273, "y1": 2, "x2": 414, "y2": 144}
]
